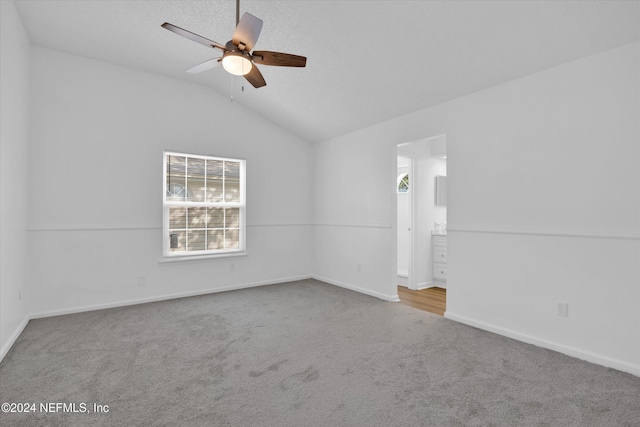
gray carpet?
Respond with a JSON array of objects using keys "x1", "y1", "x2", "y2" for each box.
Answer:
[{"x1": 1, "y1": 279, "x2": 639, "y2": 426}]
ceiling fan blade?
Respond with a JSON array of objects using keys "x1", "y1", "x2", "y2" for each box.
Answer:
[
  {"x1": 185, "y1": 58, "x2": 221, "y2": 73},
  {"x1": 161, "y1": 22, "x2": 225, "y2": 50},
  {"x1": 232, "y1": 13, "x2": 263, "y2": 51},
  {"x1": 252, "y1": 51, "x2": 306, "y2": 67},
  {"x1": 244, "y1": 64, "x2": 266, "y2": 88}
]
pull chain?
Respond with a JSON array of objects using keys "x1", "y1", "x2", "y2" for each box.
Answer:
[{"x1": 230, "y1": 74, "x2": 234, "y2": 102}]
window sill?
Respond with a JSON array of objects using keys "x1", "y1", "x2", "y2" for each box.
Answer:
[{"x1": 159, "y1": 251, "x2": 247, "y2": 263}]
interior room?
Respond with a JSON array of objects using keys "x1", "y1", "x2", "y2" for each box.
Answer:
[{"x1": 1, "y1": 1, "x2": 639, "y2": 425}]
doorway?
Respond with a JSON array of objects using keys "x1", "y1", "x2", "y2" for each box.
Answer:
[
  {"x1": 396, "y1": 155, "x2": 412, "y2": 288},
  {"x1": 396, "y1": 136, "x2": 447, "y2": 314},
  {"x1": 397, "y1": 286, "x2": 446, "y2": 316}
]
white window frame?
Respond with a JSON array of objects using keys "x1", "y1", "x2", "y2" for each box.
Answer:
[{"x1": 162, "y1": 151, "x2": 246, "y2": 259}]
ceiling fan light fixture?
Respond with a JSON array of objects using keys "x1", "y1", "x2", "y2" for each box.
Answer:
[
  {"x1": 222, "y1": 51, "x2": 252, "y2": 75},
  {"x1": 162, "y1": 2, "x2": 306, "y2": 89}
]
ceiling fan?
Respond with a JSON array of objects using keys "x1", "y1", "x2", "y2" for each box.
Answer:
[{"x1": 161, "y1": 0, "x2": 306, "y2": 88}]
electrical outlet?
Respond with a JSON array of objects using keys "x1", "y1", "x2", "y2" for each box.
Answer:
[
  {"x1": 137, "y1": 276, "x2": 146, "y2": 287},
  {"x1": 356, "y1": 264, "x2": 361, "y2": 272},
  {"x1": 556, "y1": 302, "x2": 569, "y2": 317}
]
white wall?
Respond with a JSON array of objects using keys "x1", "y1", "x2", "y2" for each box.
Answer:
[
  {"x1": 313, "y1": 129, "x2": 401, "y2": 301},
  {"x1": 27, "y1": 46, "x2": 314, "y2": 316},
  {"x1": 0, "y1": 1, "x2": 32, "y2": 359},
  {"x1": 445, "y1": 42, "x2": 639, "y2": 375},
  {"x1": 312, "y1": 102, "x2": 446, "y2": 302},
  {"x1": 313, "y1": 42, "x2": 640, "y2": 375}
]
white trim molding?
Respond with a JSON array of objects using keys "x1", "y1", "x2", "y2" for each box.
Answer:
[
  {"x1": 28, "y1": 223, "x2": 314, "y2": 232},
  {"x1": 29, "y1": 223, "x2": 394, "y2": 232},
  {"x1": 159, "y1": 251, "x2": 248, "y2": 263},
  {"x1": 445, "y1": 311, "x2": 640, "y2": 377},
  {"x1": 30, "y1": 275, "x2": 312, "y2": 319},
  {"x1": 29, "y1": 224, "x2": 162, "y2": 232},
  {"x1": 416, "y1": 281, "x2": 435, "y2": 290},
  {"x1": 0, "y1": 316, "x2": 29, "y2": 363},
  {"x1": 447, "y1": 224, "x2": 639, "y2": 240},
  {"x1": 313, "y1": 223, "x2": 392, "y2": 229},
  {"x1": 247, "y1": 223, "x2": 313, "y2": 227},
  {"x1": 313, "y1": 275, "x2": 400, "y2": 302}
]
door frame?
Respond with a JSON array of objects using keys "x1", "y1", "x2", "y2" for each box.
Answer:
[{"x1": 396, "y1": 151, "x2": 417, "y2": 290}]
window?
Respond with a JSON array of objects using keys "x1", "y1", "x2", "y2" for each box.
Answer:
[
  {"x1": 397, "y1": 173, "x2": 409, "y2": 193},
  {"x1": 163, "y1": 151, "x2": 245, "y2": 257}
]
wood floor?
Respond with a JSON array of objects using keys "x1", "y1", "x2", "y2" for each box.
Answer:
[{"x1": 397, "y1": 286, "x2": 446, "y2": 316}]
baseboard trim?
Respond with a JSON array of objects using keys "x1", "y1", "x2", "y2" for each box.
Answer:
[
  {"x1": 0, "y1": 316, "x2": 30, "y2": 363},
  {"x1": 313, "y1": 275, "x2": 400, "y2": 302},
  {"x1": 444, "y1": 311, "x2": 640, "y2": 377},
  {"x1": 416, "y1": 281, "x2": 434, "y2": 290},
  {"x1": 30, "y1": 275, "x2": 313, "y2": 319}
]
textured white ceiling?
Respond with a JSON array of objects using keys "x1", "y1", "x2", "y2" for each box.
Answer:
[{"x1": 13, "y1": 0, "x2": 640, "y2": 143}]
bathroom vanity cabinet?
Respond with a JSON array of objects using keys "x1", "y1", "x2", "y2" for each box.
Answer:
[{"x1": 432, "y1": 234, "x2": 447, "y2": 286}]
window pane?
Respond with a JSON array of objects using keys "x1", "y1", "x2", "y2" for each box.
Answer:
[
  {"x1": 206, "y1": 160, "x2": 224, "y2": 202},
  {"x1": 164, "y1": 153, "x2": 244, "y2": 256},
  {"x1": 188, "y1": 207, "x2": 206, "y2": 229},
  {"x1": 187, "y1": 158, "x2": 206, "y2": 202},
  {"x1": 207, "y1": 208, "x2": 224, "y2": 228},
  {"x1": 207, "y1": 230, "x2": 224, "y2": 249},
  {"x1": 224, "y1": 161, "x2": 240, "y2": 202},
  {"x1": 225, "y1": 229, "x2": 239, "y2": 249},
  {"x1": 398, "y1": 173, "x2": 409, "y2": 193},
  {"x1": 169, "y1": 230, "x2": 186, "y2": 252},
  {"x1": 188, "y1": 230, "x2": 206, "y2": 251},
  {"x1": 225, "y1": 208, "x2": 239, "y2": 228},
  {"x1": 169, "y1": 207, "x2": 186, "y2": 229},
  {"x1": 166, "y1": 155, "x2": 187, "y2": 201}
]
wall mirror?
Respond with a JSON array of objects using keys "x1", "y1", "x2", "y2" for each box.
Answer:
[{"x1": 435, "y1": 175, "x2": 447, "y2": 206}]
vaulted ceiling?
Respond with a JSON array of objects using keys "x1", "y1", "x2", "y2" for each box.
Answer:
[{"x1": 14, "y1": 0, "x2": 640, "y2": 143}]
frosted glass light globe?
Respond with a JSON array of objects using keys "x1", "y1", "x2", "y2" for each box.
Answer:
[{"x1": 222, "y1": 53, "x2": 252, "y2": 76}]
